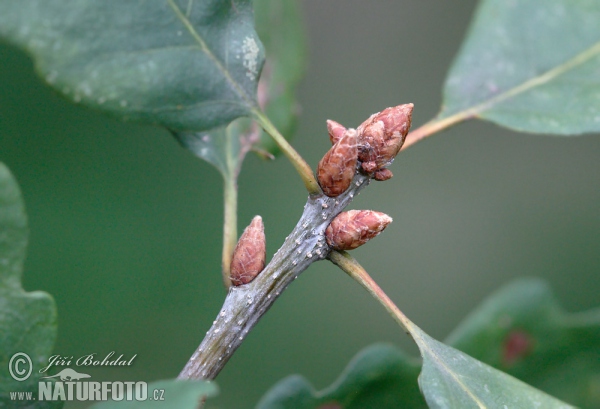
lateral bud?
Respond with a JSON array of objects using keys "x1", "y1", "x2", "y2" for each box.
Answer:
[
  {"x1": 230, "y1": 216, "x2": 266, "y2": 286},
  {"x1": 325, "y1": 210, "x2": 393, "y2": 250},
  {"x1": 317, "y1": 128, "x2": 358, "y2": 197},
  {"x1": 357, "y1": 103, "x2": 413, "y2": 172},
  {"x1": 373, "y1": 168, "x2": 393, "y2": 181},
  {"x1": 327, "y1": 119, "x2": 347, "y2": 145}
]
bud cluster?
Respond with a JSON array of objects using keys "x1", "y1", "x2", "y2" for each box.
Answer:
[
  {"x1": 229, "y1": 105, "x2": 412, "y2": 285},
  {"x1": 317, "y1": 104, "x2": 413, "y2": 197},
  {"x1": 317, "y1": 104, "x2": 411, "y2": 251}
]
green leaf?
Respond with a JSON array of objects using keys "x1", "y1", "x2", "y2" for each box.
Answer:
[
  {"x1": 253, "y1": 0, "x2": 307, "y2": 155},
  {"x1": 0, "y1": 0, "x2": 264, "y2": 132},
  {"x1": 172, "y1": 0, "x2": 307, "y2": 179},
  {"x1": 91, "y1": 379, "x2": 218, "y2": 409},
  {"x1": 259, "y1": 279, "x2": 592, "y2": 408},
  {"x1": 412, "y1": 324, "x2": 575, "y2": 409},
  {"x1": 0, "y1": 163, "x2": 61, "y2": 409},
  {"x1": 176, "y1": 0, "x2": 308, "y2": 173},
  {"x1": 446, "y1": 278, "x2": 600, "y2": 408},
  {"x1": 439, "y1": 0, "x2": 600, "y2": 134},
  {"x1": 256, "y1": 343, "x2": 425, "y2": 409}
]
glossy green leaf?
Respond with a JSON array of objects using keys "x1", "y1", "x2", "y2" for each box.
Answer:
[
  {"x1": 412, "y1": 324, "x2": 574, "y2": 409},
  {"x1": 253, "y1": 0, "x2": 307, "y2": 155},
  {"x1": 256, "y1": 343, "x2": 425, "y2": 409},
  {"x1": 446, "y1": 278, "x2": 600, "y2": 408},
  {"x1": 0, "y1": 0, "x2": 264, "y2": 132},
  {"x1": 439, "y1": 0, "x2": 600, "y2": 134},
  {"x1": 91, "y1": 379, "x2": 218, "y2": 409},
  {"x1": 0, "y1": 163, "x2": 61, "y2": 409}
]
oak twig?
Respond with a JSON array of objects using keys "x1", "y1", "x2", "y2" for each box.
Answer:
[{"x1": 179, "y1": 170, "x2": 370, "y2": 379}]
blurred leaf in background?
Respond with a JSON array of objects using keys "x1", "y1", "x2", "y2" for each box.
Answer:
[
  {"x1": 253, "y1": 0, "x2": 307, "y2": 155},
  {"x1": 0, "y1": 163, "x2": 61, "y2": 409},
  {"x1": 257, "y1": 343, "x2": 424, "y2": 409},
  {"x1": 447, "y1": 278, "x2": 600, "y2": 408},
  {"x1": 91, "y1": 379, "x2": 218, "y2": 409}
]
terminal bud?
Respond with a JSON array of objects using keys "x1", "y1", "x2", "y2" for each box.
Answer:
[
  {"x1": 357, "y1": 103, "x2": 413, "y2": 171},
  {"x1": 317, "y1": 128, "x2": 358, "y2": 197},
  {"x1": 326, "y1": 210, "x2": 393, "y2": 250},
  {"x1": 230, "y1": 216, "x2": 266, "y2": 286}
]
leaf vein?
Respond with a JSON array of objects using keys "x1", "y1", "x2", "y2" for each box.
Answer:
[
  {"x1": 433, "y1": 40, "x2": 600, "y2": 132},
  {"x1": 166, "y1": 0, "x2": 255, "y2": 109},
  {"x1": 414, "y1": 332, "x2": 487, "y2": 408}
]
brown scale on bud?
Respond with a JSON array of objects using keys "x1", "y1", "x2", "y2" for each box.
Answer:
[
  {"x1": 317, "y1": 128, "x2": 358, "y2": 197},
  {"x1": 230, "y1": 216, "x2": 266, "y2": 286},
  {"x1": 325, "y1": 210, "x2": 393, "y2": 250},
  {"x1": 356, "y1": 103, "x2": 413, "y2": 172},
  {"x1": 327, "y1": 119, "x2": 347, "y2": 145},
  {"x1": 373, "y1": 168, "x2": 393, "y2": 181}
]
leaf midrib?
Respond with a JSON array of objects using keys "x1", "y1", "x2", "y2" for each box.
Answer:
[
  {"x1": 436, "y1": 39, "x2": 600, "y2": 128},
  {"x1": 167, "y1": 0, "x2": 257, "y2": 110},
  {"x1": 413, "y1": 329, "x2": 487, "y2": 408}
]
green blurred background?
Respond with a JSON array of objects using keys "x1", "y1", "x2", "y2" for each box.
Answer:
[{"x1": 1, "y1": 1, "x2": 599, "y2": 408}]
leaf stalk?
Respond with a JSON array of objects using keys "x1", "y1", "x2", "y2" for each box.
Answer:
[
  {"x1": 328, "y1": 250, "x2": 415, "y2": 336},
  {"x1": 252, "y1": 109, "x2": 320, "y2": 195},
  {"x1": 221, "y1": 174, "x2": 237, "y2": 289}
]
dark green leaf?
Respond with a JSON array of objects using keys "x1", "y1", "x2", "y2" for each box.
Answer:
[
  {"x1": 91, "y1": 379, "x2": 218, "y2": 409},
  {"x1": 0, "y1": 0, "x2": 264, "y2": 132},
  {"x1": 253, "y1": 0, "x2": 307, "y2": 155},
  {"x1": 170, "y1": 0, "x2": 307, "y2": 176},
  {"x1": 439, "y1": 0, "x2": 600, "y2": 134},
  {"x1": 179, "y1": 0, "x2": 308, "y2": 172},
  {"x1": 446, "y1": 278, "x2": 600, "y2": 408},
  {"x1": 0, "y1": 163, "x2": 61, "y2": 409},
  {"x1": 256, "y1": 343, "x2": 425, "y2": 409}
]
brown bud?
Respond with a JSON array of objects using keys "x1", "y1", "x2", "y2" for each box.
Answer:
[
  {"x1": 317, "y1": 128, "x2": 358, "y2": 197},
  {"x1": 327, "y1": 119, "x2": 347, "y2": 145},
  {"x1": 373, "y1": 168, "x2": 393, "y2": 181},
  {"x1": 325, "y1": 210, "x2": 393, "y2": 250},
  {"x1": 357, "y1": 103, "x2": 413, "y2": 171},
  {"x1": 230, "y1": 216, "x2": 266, "y2": 286}
]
